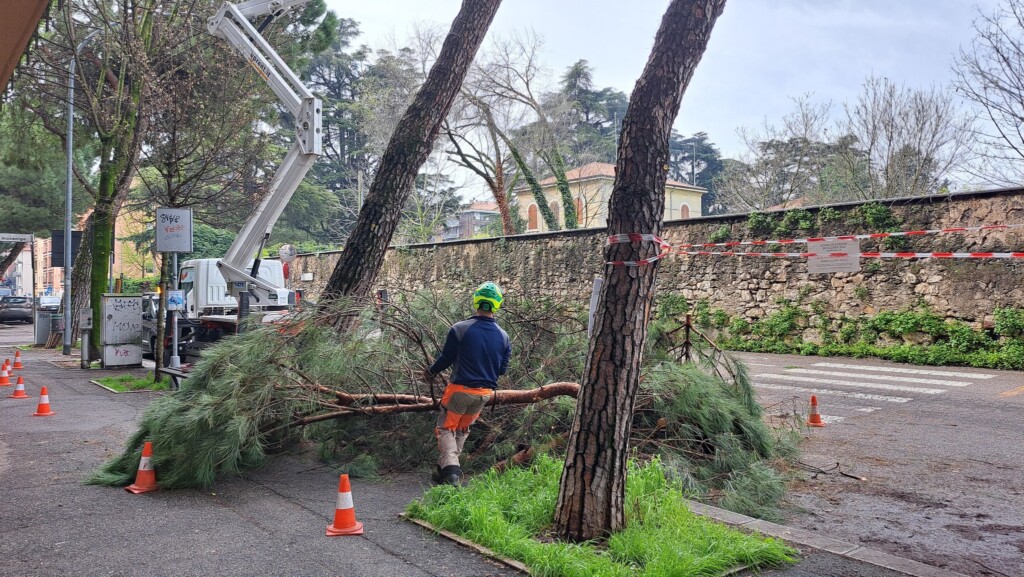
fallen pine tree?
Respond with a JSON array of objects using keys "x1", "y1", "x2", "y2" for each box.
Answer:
[{"x1": 89, "y1": 290, "x2": 799, "y2": 519}]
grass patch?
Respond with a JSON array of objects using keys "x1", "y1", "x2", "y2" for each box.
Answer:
[
  {"x1": 94, "y1": 373, "x2": 170, "y2": 392},
  {"x1": 407, "y1": 455, "x2": 796, "y2": 577}
]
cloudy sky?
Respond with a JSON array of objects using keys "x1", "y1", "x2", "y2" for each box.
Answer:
[{"x1": 325, "y1": 0, "x2": 999, "y2": 160}]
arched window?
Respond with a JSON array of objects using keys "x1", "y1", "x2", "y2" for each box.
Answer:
[
  {"x1": 527, "y1": 204, "x2": 538, "y2": 230},
  {"x1": 549, "y1": 201, "x2": 561, "y2": 226},
  {"x1": 575, "y1": 198, "x2": 583, "y2": 225},
  {"x1": 680, "y1": 204, "x2": 690, "y2": 219}
]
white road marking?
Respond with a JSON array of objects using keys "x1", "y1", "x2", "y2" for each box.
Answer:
[
  {"x1": 754, "y1": 383, "x2": 912, "y2": 403},
  {"x1": 785, "y1": 368, "x2": 969, "y2": 387},
  {"x1": 820, "y1": 415, "x2": 845, "y2": 424},
  {"x1": 760, "y1": 374, "x2": 946, "y2": 395},
  {"x1": 826, "y1": 404, "x2": 881, "y2": 413},
  {"x1": 763, "y1": 399, "x2": 881, "y2": 413},
  {"x1": 811, "y1": 362, "x2": 994, "y2": 379},
  {"x1": 746, "y1": 363, "x2": 777, "y2": 367}
]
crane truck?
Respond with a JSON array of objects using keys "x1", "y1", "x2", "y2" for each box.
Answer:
[{"x1": 175, "y1": 0, "x2": 322, "y2": 359}]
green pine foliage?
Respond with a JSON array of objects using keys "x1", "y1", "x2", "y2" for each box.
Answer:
[{"x1": 89, "y1": 290, "x2": 799, "y2": 520}]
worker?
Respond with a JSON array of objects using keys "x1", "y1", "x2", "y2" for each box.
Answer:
[{"x1": 423, "y1": 282, "x2": 511, "y2": 486}]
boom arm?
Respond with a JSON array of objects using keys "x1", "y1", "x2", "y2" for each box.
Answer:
[{"x1": 207, "y1": 0, "x2": 321, "y2": 305}]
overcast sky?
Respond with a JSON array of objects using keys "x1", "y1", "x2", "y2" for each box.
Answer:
[{"x1": 324, "y1": 0, "x2": 999, "y2": 176}]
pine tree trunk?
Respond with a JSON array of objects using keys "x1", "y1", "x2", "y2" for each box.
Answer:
[
  {"x1": 0, "y1": 243, "x2": 25, "y2": 276},
  {"x1": 554, "y1": 0, "x2": 726, "y2": 542},
  {"x1": 321, "y1": 0, "x2": 502, "y2": 300}
]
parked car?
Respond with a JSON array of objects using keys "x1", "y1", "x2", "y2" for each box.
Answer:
[
  {"x1": 141, "y1": 293, "x2": 192, "y2": 365},
  {"x1": 36, "y1": 296, "x2": 62, "y2": 312},
  {"x1": 0, "y1": 296, "x2": 33, "y2": 324}
]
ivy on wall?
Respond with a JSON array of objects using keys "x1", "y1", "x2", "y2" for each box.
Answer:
[{"x1": 653, "y1": 293, "x2": 1024, "y2": 370}]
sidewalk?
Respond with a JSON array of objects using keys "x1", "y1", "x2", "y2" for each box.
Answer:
[{"x1": 0, "y1": 346, "x2": 965, "y2": 577}]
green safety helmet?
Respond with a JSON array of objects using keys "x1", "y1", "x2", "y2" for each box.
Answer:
[{"x1": 473, "y1": 282, "x2": 504, "y2": 312}]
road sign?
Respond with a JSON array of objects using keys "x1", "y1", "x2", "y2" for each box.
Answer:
[
  {"x1": 155, "y1": 208, "x2": 194, "y2": 253},
  {"x1": 0, "y1": 233, "x2": 32, "y2": 242},
  {"x1": 50, "y1": 230, "x2": 83, "y2": 268},
  {"x1": 807, "y1": 239, "x2": 861, "y2": 273},
  {"x1": 279, "y1": 244, "x2": 297, "y2": 263}
]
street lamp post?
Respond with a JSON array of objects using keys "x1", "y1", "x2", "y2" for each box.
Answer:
[{"x1": 64, "y1": 30, "x2": 99, "y2": 356}]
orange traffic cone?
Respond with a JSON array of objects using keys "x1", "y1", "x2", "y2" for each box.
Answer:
[
  {"x1": 326, "y1": 474, "x2": 364, "y2": 536},
  {"x1": 12, "y1": 350, "x2": 23, "y2": 370},
  {"x1": 0, "y1": 367, "x2": 10, "y2": 386},
  {"x1": 8, "y1": 376, "x2": 29, "y2": 399},
  {"x1": 126, "y1": 441, "x2": 159, "y2": 494},
  {"x1": 807, "y1": 395, "x2": 825, "y2": 427},
  {"x1": 33, "y1": 386, "x2": 54, "y2": 416}
]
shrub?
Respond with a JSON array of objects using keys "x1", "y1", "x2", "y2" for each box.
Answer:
[{"x1": 994, "y1": 308, "x2": 1024, "y2": 338}]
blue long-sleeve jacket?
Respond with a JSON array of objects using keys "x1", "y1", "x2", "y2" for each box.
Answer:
[{"x1": 429, "y1": 316, "x2": 511, "y2": 389}]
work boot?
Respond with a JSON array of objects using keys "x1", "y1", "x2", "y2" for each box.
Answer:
[
  {"x1": 439, "y1": 465, "x2": 462, "y2": 487},
  {"x1": 431, "y1": 465, "x2": 443, "y2": 484}
]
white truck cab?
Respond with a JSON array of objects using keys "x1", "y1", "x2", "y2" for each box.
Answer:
[{"x1": 179, "y1": 258, "x2": 288, "y2": 320}]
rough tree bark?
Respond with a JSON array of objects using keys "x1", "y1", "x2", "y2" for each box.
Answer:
[
  {"x1": 553, "y1": 0, "x2": 727, "y2": 542},
  {"x1": 0, "y1": 243, "x2": 25, "y2": 276},
  {"x1": 320, "y1": 0, "x2": 502, "y2": 300}
]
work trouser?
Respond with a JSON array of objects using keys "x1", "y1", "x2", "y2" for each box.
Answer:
[{"x1": 435, "y1": 383, "x2": 493, "y2": 469}]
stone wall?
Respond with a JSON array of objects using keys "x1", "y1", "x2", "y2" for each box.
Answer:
[{"x1": 289, "y1": 189, "x2": 1024, "y2": 328}]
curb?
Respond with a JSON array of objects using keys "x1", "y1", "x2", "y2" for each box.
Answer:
[
  {"x1": 683, "y1": 500, "x2": 971, "y2": 577},
  {"x1": 399, "y1": 514, "x2": 530, "y2": 574}
]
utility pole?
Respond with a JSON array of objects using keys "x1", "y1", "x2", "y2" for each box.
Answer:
[
  {"x1": 691, "y1": 139, "x2": 696, "y2": 185},
  {"x1": 357, "y1": 169, "x2": 364, "y2": 211}
]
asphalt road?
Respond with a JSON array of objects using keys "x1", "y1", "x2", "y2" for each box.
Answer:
[
  {"x1": 0, "y1": 322, "x2": 1000, "y2": 577},
  {"x1": 735, "y1": 351, "x2": 1024, "y2": 577}
]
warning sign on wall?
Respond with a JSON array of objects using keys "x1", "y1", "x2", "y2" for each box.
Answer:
[{"x1": 807, "y1": 239, "x2": 861, "y2": 274}]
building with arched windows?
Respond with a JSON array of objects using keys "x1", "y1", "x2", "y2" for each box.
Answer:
[{"x1": 514, "y1": 162, "x2": 705, "y2": 232}]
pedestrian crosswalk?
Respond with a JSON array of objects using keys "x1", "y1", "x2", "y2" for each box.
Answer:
[{"x1": 749, "y1": 360, "x2": 995, "y2": 425}]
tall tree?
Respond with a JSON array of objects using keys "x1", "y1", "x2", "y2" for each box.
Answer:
[
  {"x1": 18, "y1": 0, "x2": 335, "y2": 355},
  {"x1": 717, "y1": 80, "x2": 974, "y2": 212},
  {"x1": 715, "y1": 96, "x2": 833, "y2": 211},
  {"x1": 556, "y1": 59, "x2": 628, "y2": 165},
  {"x1": 320, "y1": 0, "x2": 502, "y2": 300},
  {"x1": 668, "y1": 130, "x2": 724, "y2": 213},
  {"x1": 838, "y1": 76, "x2": 975, "y2": 200},
  {"x1": 443, "y1": 89, "x2": 525, "y2": 235},
  {"x1": 302, "y1": 18, "x2": 373, "y2": 244},
  {"x1": 0, "y1": 105, "x2": 91, "y2": 274},
  {"x1": 20, "y1": 0, "x2": 162, "y2": 356},
  {"x1": 955, "y1": 0, "x2": 1024, "y2": 184},
  {"x1": 554, "y1": 0, "x2": 726, "y2": 542},
  {"x1": 476, "y1": 33, "x2": 578, "y2": 228}
]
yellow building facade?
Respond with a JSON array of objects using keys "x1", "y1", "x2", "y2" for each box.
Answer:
[{"x1": 514, "y1": 162, "x2": 705, "y2": 232}]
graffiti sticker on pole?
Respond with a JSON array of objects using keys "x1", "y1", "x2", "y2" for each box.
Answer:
[{"x1": 807, "y1": 239, "x2": 861, "y2": 273}]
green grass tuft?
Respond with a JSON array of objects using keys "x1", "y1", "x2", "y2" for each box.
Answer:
[
  {"x1": 407, "y1": 455, "x2": 796, "y2": 577},
  {"x1": 95, "y1": 374, "x2": 170, "y2": 392}
]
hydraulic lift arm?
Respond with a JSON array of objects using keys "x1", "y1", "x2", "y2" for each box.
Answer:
[{"x1": 207, "y1": 0, "x2": 322, "y2": 306}]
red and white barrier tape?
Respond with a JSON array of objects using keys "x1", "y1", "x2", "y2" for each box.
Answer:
[
  {"x1": 676, "y1": 223, "x2": 1024, "y2": 249},
  {"x1": 678, "y1": 250, "x2": 1024, "y2": 260},
  {"x1": 606, "y1": 233, "x2": 673, "y2": 266},
  {"x1": 606, "y1": 231, "x2": 1024, "y2": 265}
]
